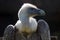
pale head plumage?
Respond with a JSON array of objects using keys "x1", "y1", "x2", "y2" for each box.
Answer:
[
  {"x1": 18, "y1": 3, "x2": 38, "y2": 20},
  {"x1": 20, "y1": 3, "x2": 37, "y2": 11}
]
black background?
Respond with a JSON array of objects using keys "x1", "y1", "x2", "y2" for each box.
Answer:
[{"x1": 0, "y1": 0, "x2": 60, "y2": 37}]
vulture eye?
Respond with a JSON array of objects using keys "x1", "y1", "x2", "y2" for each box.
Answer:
[
  {"x1": 30, "y1": 8, "x2": 35, "y2": 11},
  {"x1": 31, "y1": 8, "x2": 34, "y2": 10},
  {"x1": 30, "y1": 8, "x2": 36, "y2": 12},
  {"x1": 28, "y1": 8, "x2": 38, "y2": 14}
]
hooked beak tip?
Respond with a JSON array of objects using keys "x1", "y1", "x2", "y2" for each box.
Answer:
[{"x1": 39, "y1": 9, "x2": 46, "y2": 16}]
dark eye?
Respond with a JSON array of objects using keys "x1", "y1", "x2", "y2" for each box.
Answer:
[
  {"x1": 28, "y1": 8, "x2": 36, "y2": 13},
  {"x1": 31, "y1": 8, "x2": 34, "y2": 10},
  {"x1": 30, "y1": 8, "x2": 35, "y2": 10}
]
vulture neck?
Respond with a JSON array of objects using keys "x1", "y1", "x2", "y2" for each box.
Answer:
[{"x1": 19, "y1": 13, "x2": 30, "y2": 26}]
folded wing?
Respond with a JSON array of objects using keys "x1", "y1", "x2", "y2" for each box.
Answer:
[
  {"x1": 3, "y1": 25, "x2": 15, "y2": 40},
  {"x1": 37, "y1": 19, "x2": 51, "y2": 40}
]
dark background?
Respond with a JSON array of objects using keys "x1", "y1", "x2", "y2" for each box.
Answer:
[{"x1": 0, "y1": 0, "x2": 60, "y2": 39}]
